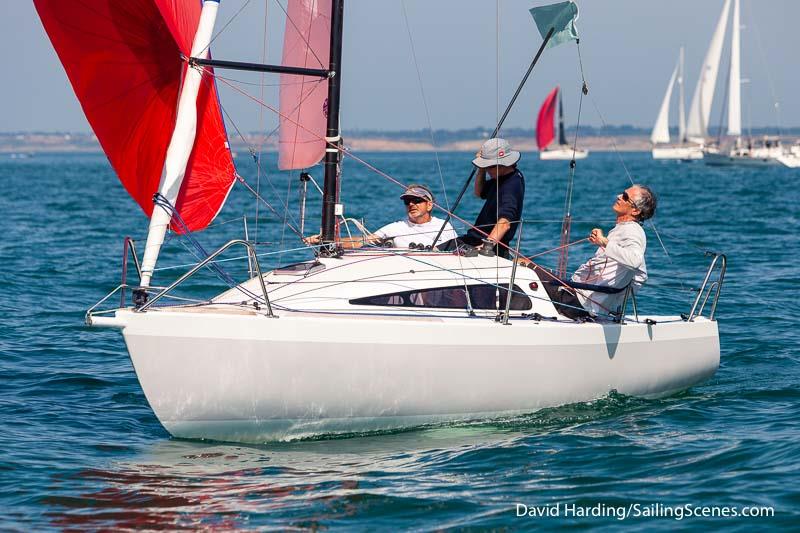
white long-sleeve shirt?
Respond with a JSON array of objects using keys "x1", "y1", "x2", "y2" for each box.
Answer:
[{"x1": 571, "y1": 221, "x2": 647, "y2": 316}]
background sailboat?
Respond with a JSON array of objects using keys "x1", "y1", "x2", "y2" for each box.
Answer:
[
  {"x1": 703, "y1": 0, "x2": 796, "y2": 167},
  {"x1": 537, "y1": 86, "x2": 588, "y2": 160},
  {"x1": 651, "y1": 47, "x2": 703, "y2": 160}
]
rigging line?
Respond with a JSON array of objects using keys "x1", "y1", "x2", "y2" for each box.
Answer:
[
  {"x1": 555, "y1": 41, "x2": 587, "y2": 279},
  {"x1": 746, "y1": 0, "x2": 782, "y2": 136},
  {"x1": 152, "y1": 195, "x2": 262, "y2": 302},
  {"x1": 399, "y1": 0, "x2": 448, "y2": 210},
  {"x1": 234, "y1": 173, "x2": 304, "y2": 239},
  {"x1": 216, "y1": 73, "x2": 327, "y2": 223},
  {"x1": 495, "y1": 0, "x2": 501, "y2": 289},
  {"x1": 212, "y1": 75, "x2": 314, "y2": 88},
  {"x1": 214, "y1": 71, "x2": 582, "y2": 287},
  {"x1": 215, "y1": 90, "x2": 308, "y2": 237},
  {"x1": 255, "y1": 0, "x2": 271, "y2": 249},
  {"x1": 155, "y1": 244, "x2": 312, "y2": 273},
  {"x1": 277, "y1": 166, "x2": 294, "y2": 266},
  {"x1": 273, "y1": 0, "x2": 325, "y2": 68},
  {"x1": 401, "y1": 0, "x2": 471, "y2": 312},
  {"x1": 526, "y1": 237, "x2": 590, "y2": 260},
  {"x1": 200, "y1": 0, "x2": 253, "y2": 57}
]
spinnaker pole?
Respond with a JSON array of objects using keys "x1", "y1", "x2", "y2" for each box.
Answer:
[
  {"x1": 431, "y1": 27, "x2": 554, "y2": 249},
  {"x1": 320, "y1": 0, "x2": 345, "y2": 247},
  {"x1": 139, "y1": 0, "x2": 221, "y2": 289}
]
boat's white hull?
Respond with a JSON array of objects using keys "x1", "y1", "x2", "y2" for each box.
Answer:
[
  {"x1": 107, "y1": 308, "x2": 719, "y2": 443},
  {"x1": 776, "y1": 153, "x2": 800, "y2": 168},
  {"x1": 539, "y1": 147, "x2": 589, "y2": 160},
  {"x1": 652, "y1": 145, "x2": 704, "y2": 160},
  {"x1": 704, "y1": 149, "x2": 785, "y2": 167}
]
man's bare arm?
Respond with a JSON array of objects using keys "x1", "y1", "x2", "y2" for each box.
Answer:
[{"x1": 486, "y1": 217, "x2": 511, "y2": 244}]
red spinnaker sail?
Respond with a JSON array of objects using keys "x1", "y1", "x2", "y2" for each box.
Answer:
[
  {"x1": 34, "y1": 0, "x2": 235, "y2": 232},
  {"x1": 536, "y1": 86, "x2": 559, "y2": 151},
  {"x1": 278, "y1": 0, "x2": 332, "y2": 170}
]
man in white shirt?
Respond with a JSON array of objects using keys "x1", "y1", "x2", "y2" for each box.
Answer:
[
  {"x1": 304, "y1": 184, "x2": 457, "y2": 249},
  {"x1": 535, "y1": 184, "x2": 657, "y2": 320}
]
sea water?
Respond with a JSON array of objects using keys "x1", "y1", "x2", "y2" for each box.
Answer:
[{"x1": 1, "y1": 151, "x2": 798, "y2": 529}]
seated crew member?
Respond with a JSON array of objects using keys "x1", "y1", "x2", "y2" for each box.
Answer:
[
  {"x1": 304, "y1": 184, "x2": 457, "y2": 249},
  {"x1": 533, "y1": 184, "x2": 657, "y2": 320},
  {"x1": 437, "y1": 138, "x2": 525, "y2": 258}
]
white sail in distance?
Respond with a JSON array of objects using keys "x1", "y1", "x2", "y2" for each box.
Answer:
[
  {"x1": 727, "y1": 0, "x2": 741, "y2": 136},
  {"x1": 686, "y1": 0, "x2": 731, "y2": 141},
  {"x1": 678, "y1": 47, "x2": 686, "y2": 142},
  {"x1": 651, "y1": 62, "x2": 678, "y2": 144}
]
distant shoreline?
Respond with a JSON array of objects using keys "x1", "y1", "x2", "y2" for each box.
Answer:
[{"x1": 3, "y1": 130, "x2": 797, "y2": 154}]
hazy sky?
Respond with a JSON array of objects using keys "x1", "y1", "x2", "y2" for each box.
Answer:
[{"x1": 4, "y1": 0, "x2": 799, "y2": 133}]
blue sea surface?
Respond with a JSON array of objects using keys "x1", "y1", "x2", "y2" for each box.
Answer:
[{"x1": 1, "y1": 151, "x2": 798, "y2": 530}]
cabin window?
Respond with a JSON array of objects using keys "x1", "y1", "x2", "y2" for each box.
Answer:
[
  {"x1": 274, "y1": 261, "x2": 325, "y2": 276},
  {"x1": 350, "y1": 284, "x2": 532, "y2": 310}
]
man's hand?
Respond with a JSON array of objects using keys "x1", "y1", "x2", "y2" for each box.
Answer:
[
  {"x1": 589, "y1": 228, "x2": 608, "y2": 247},
  {"x1": 303, "y1": 233, "x2": 321, "y2": 245}
]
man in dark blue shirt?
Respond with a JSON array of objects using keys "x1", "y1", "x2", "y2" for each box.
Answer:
[{"x1": 439, "y1": 138, "x2": 525, "y2": 257}]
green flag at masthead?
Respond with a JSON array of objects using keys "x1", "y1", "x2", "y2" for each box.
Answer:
[{"x1": 529, "y1": 1, "x2": 579, "y2": 48}]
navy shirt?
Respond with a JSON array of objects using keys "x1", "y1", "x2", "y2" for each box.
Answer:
[{"x1": 466, "y1": 168, "x2": 525, "y2": 247}]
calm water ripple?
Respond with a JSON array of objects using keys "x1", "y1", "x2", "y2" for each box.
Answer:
[{"x1": 1, "y1": 152, "x2": 798, "y2": 529}]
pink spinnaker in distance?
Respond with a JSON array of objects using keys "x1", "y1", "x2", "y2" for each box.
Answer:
[
  {"x1": 536, "y1": 86, "x2": 559, "y2": 151},
  {"x1": 279, "y1": 0, "x2": 332, "y2": 170}
]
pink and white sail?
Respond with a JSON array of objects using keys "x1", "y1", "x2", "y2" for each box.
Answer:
[{"x1": 278, "y1": 0, "x2": 332, "y2": 170}]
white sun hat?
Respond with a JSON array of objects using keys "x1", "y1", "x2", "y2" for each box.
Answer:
[{"x1": 472, "y1": 138, "x2": 521, "y2": 168}]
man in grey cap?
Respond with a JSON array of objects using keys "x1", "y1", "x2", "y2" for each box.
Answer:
[
  {"x1": 438, "y1": 138, "x2": 526, "y2": 257},
  {"x1": 304, "y1": 184, "x2": 457, "y2": 249}
]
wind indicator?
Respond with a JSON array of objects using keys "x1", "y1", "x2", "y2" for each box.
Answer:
[{"x1": 529, "y1": 1, "x2": 579, "y2": 49}]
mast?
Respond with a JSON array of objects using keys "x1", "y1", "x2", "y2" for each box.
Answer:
[
  {"x1": 557, "y1": 88, "x2": 567, "y2": 146},
  {"x1": 678, "y1": 46, "x2": 686, "y2": 143},
  {"x1": 139, "y1": 0, "x2": 221, "y2": 288},
  {"x1": 320, "y1": 0, "x2": 345, "y2": 246},
  {"x1": 727, "y1": 0, "x2": 741, "y2": 138}
]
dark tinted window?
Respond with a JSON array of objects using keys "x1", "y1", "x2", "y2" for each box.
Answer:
[
  {"x1": 274, "y1": 261, "x2": 325, "y2": 276},
  {"x1": 350, "y1": 284, "x2": 531, "y2": 310}
]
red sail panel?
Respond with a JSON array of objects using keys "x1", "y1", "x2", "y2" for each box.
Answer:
[
  {"x1": 34, "y1": 0, "x2": 235, "y2": 232},
  {"x1": 536, "y1": 86, "x2": 559, "y2": 150},
  {"x1": 278, "y1": 0, "x2": 332, "y2": 170}
]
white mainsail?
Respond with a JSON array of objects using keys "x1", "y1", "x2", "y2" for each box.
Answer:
[
  {"x1": 686, "y1": 0, "x2": 731, "y2": 141},
  {"x1": 139, "y1": 0, "x2": 221, "y2": 288},
  {"x1": 651, "y1": 62, "x2": 678, "y2": 144},
  {"x1": 727, "y1": 0, "x2": 741, "y2": 137}
]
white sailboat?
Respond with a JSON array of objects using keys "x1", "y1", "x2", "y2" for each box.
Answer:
[
  {"x1": 37, "y1": 0, "x2": 724, "y2": 443},
  {"x1": 651, "y1": 47, "x2": 703, "y2": 160},
  {"x1": 702, "y1": 0, "x2": 794, "y2": 167}
]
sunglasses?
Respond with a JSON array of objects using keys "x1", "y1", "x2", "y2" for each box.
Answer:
[
  {"x1": 621, "y1": 191, "x2": 638, "y2": 208},
  {"x1": 403, "y1": 197, "x2": 428, "y2": 206}
]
